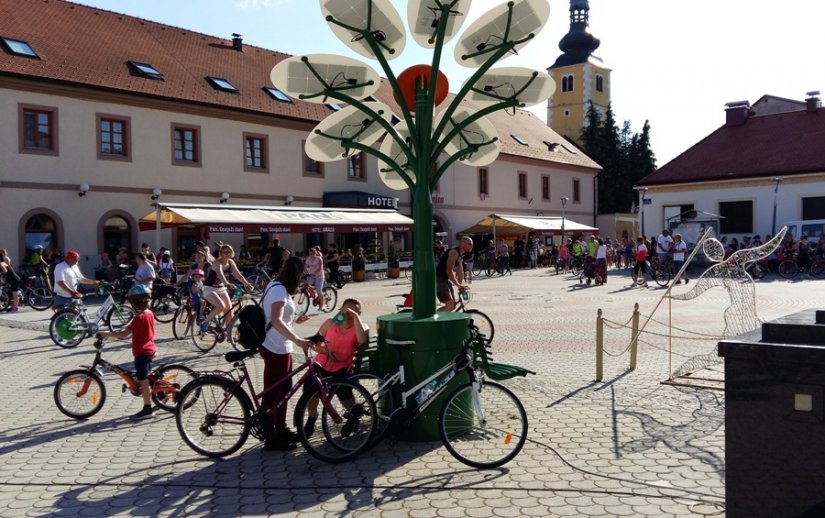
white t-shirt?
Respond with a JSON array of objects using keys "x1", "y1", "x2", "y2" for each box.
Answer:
[
  {"x1": 656, "y1": 234, "x2": 674, "y2": 255},
  {"x1": 596, "y1": 244, "x2": 607, "y2": 260},
  {"x1": 262, "y1": 282, "x2": 295, "y2": 355},
  {"x1": 673, "y1": 240, "x2": 687, "y2": 261},
  {"x1": 54, "y1": 261, "x2": 82, "y2": 297}
]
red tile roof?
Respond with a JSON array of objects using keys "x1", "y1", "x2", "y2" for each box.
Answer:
[
  {"x1": 638, "y1": 108, "x2": 825, "y2": 186},
  {"x1": 0, "y1": 0, "x2": 600, "y2": 171}
]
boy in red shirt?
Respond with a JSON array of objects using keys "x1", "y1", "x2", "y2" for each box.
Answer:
[{"x1": 98, "y1": 284, "x2": 157, "y2": 420}]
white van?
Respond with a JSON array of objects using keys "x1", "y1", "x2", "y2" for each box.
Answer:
[{"x1": 782, "y1": 220, "x2": 825, "y2": 244}]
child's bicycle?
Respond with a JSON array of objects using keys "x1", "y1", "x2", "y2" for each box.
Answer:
[
  {"x1": 350, "y1": 327, "x2": 528, "y2": 469},
  {"x1": 53, "y1": 335, "x2": 196, "y2": 419},
  {"x1": 49, "y1": 282, "x2": 136, "y2": 348},
  {"x1": 174, "y1": 339, "x2": 377, "y2": 463}
]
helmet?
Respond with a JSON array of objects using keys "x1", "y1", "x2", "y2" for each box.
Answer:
[
  {"x1": 128, "y1": 284, "x2": 152, "y2": 299},
  {"x1": 190, "y1": 268, "x2": 205, "y2": 277},
  {"x1": 34, "y1": 245, "x2": 44, "y2": 251}
]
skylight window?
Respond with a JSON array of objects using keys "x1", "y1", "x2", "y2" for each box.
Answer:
[
  {"x1": 1, "y1": 37, "x2": 38, "y2": 58},
  {"x1": 511, "y1": 134, "x2": 528, "y2": 146},
  {"x1": 263, "y1": 86, "x2": 292, "y2": 103},
  {"x1": 561, "y1": 143, "x2": 578, "y2": 154},
  {"x1": 327, "y1": 103, "x2": 343, "y2": 111},
  {"x1": 128, "y1": 61, "x2": 163, "y2": 79},
  {"x1": 207, "y1": 76, "x2": 238, "y2": 92}
]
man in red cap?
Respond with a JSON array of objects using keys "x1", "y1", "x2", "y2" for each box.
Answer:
[{"x1": 53, "y1": 250, "x2": 100, "y2": 309}]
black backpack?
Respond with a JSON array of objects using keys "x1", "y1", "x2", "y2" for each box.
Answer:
[{"x1": 236, "y1": 282, "x2": 277, "y2": 350}]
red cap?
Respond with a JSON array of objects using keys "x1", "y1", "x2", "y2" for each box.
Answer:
[{"x1": 66, "y1": 250, "x2": 80, "y2": 259}]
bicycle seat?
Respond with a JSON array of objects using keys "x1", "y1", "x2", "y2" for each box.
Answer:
[{"x1": 225, "y1": 349, "x2": 258, "y2": 363}]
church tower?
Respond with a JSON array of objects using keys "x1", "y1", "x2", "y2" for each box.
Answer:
[{"x1": 547, "y1": 0, "x2": 610, "y2": 144}]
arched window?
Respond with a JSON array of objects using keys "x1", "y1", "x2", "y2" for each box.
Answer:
[
  {"x1": 562, "y1": 74, "x2": 574, "y2": 93},
  {"x1": 24, "y1": 213, "x2": 58, "y2": 260},
  {"x1": 102, "y1": 215, "x2": 131, "y2": 257}
]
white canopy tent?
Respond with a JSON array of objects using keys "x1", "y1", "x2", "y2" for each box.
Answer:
[{"x1": 461, "y1": 213, "x2": 598, "y2": 242}]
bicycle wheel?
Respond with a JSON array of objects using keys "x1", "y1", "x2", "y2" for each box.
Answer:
[
  {"x1": 247, "y1": 274, "x2": 268, "y2": 295},
  {"x1": 320, "y1": 286, "x2": 338, "y2": 313},
  {"x1": 465, "y1": 309, "x2": 495, "y2": 344},
  {"x1": 440, "y1": 380, "x2": 527, "y2": 469},
  {"x1": 748, "y1": 263, "x2": 767, "y2": 280},
  {"x1": 49, "y1": 310, "x2": 88, "y2": 348},
  {"x1": 349, "y1": 373, "x2": 394, "y2": 446},
  {"x1": 105, "y1": 303, "x2": 136, "y2": 332},
  {"x1": 570, "y1": 260, "x2": 582, "y2": 276},
  {"x1": 172, "y1": 304, "x2": 194, "y2": 340},
  {"x1": 152, "y1": 292, "x2": 177, "y2": 323},
  {"x1": 0, "y1": 289, "x2": 10, "y2": 311},
  {"x1": 778, "y1": 260, "x2": 799, "y2": 279},
  {"x1": 151, "y1": 364, "x2": 197, "y2": 412},
  {"x1": 294, "y1": 379, "x2": 377, "y2": 463},
  {"x1": 191, "y1": 321, "x2": 219, "y2": 353},
  {"x1": 27, "y1": 287, "x2": 53, "y2": 311},
  {"x1": 176, "y1": 376, "x2": 253, "y2": 458},
  {"x1": 654, "y1": 265, "x2": 671, "y2": 287},
  {"x1": 484, "y1": 262, "x2": 496, "y2": 277},
  {"x1": 811, "y1": 260, "x2": 825, "y2": 279},
  {"x1": 227, "y1": 314, "x2": 244, "y2": 352},
  {"x1": 54, "y1": 369, "x2": 106, "y2": 419},
  {"x1": 294, "y1": 290, "x2": 310, "y2": 317}
]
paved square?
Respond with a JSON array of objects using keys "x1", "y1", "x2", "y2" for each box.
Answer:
[{"x1": 1, "y1": 267, "x2": 823, "y2": 517}]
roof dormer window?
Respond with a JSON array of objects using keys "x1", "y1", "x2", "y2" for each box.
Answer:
[
  {"x1": 511, "y1": 134, "x2": 528, "y2": 146},
  {"x1": 207, "y1": 76, "x2": 239, "y2": 93},
  {"x1": 543, "y1": 140, "x2": 559, "y2": 151},
  {"x1": 128, "y1": 61, "x2": 163, "y2": 79},
  {"x1": 263, "y1": 86, "x2": 292, "y2": 103},
  {"x1": 1, "y1": 37, "x2": 38, "y2": 59}
]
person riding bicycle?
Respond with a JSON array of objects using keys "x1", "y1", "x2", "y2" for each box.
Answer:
[
  {"x1": 97, "y1": 284, "x2": 157, "y2": 420},
  {"x1": 53, "y1": 250, "x2": 101, "y2": 309},
  {"x1": 301, "y1": 298, "x2": 369, "y2": 438},
  {"x1": 437, "y1": 237, "x2": 473, "y2": 312},
  {"x1": 30, "y1": 244, "x2": 52, "y2": 290}
]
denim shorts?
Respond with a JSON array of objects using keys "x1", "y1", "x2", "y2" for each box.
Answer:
[
  {"x1": 53, "y1": 294, "x2": 79, "y2": 309},
  {"x1": 134, "y1": 355, "x2": 154, "y2": 381}
]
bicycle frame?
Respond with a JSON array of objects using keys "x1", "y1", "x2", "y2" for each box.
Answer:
[
  {"x1": 211, "y1": 353, "x2": 344, "y2": 424},
  {"x1": 75, "y1": 346, "x2": 173, "y2": 398}
]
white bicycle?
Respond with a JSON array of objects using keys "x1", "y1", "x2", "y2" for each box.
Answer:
[{"x1": 49, "y1": 283, "x2": 137, "y2": 348}]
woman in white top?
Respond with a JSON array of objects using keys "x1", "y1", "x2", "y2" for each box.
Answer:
[
  {"x1": 261, "y1": 256, "x2": 312, "y2": 451},
  {"x1": 304, "y1": 246, "x2": 325, "y2": 307},
  {"x1": 672, "y1": 233, "x2": 689, "y2": 284},
  {"x1": 595, "y1": 239, "x2": 608, "y2": 284},
  {"x1": 200, "y1": 244, "x2": 253, "y2": 340}
]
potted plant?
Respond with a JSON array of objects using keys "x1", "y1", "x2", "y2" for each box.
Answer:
[
  {"x1": 352, "y1": 245, "x2": 366, "y2": 282},
  {"x1": 386, "y1": 242, "x2": 400, "y2": 278}
]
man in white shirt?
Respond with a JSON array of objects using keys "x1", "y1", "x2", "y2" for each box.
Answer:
[
  {"x1": 53, "y1": 250, "x2": 100, "y2": 308},
  {"x1": 656, "y1": 229, "x2": 674, "y2": 263}
]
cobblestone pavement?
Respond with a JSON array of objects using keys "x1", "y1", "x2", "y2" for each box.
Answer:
[{"x1": 2, "y1": 267, "x2": 824, "y2": 517}]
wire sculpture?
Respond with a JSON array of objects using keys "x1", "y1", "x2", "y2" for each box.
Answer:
[{"x1": 669, "y1": 227, "x2": 787, "y2": 338}]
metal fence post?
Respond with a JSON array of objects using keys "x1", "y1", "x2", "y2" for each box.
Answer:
[
  {"x1": 630, "y1": 302, "x2": 639, "y2": 370},
  {"x1": 596, "y1": 308, "x2": 603, "y2": 381}
]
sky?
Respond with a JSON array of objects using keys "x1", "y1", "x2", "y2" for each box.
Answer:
[{"x1": 71, "y1": 0, "x2": 825, "y2": 167}]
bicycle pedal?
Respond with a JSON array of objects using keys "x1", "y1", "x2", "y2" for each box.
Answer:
[{"x1": 122, "y1": 384, "x2": 128, "y2": 393}]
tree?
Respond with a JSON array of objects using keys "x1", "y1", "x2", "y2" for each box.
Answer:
[{"x1": 580, "y1": 102, "x2": 656, "y2": 214}]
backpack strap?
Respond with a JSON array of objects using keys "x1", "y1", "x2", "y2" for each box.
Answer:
[{"x1": 259, "y1": 281, "x2": 282, "y2": 333}]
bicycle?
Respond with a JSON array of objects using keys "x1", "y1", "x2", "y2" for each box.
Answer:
[
  {"x1": 246, "y1": 264, "x2": 274, "y2": 295},
  {"x1": 350, "y1": 327, "x2": 527, "y2": 469},
  {"x1": 49, "y1": 283, "x2": 137, "y2": 348},
  {"x1": 53, "y1": 335, "x2": 196, "y2": 419},
  {"x1": 174, "y1": 343, "x2": 377, "y2": 463},
  {"x1": 778, "y1": 254, "x2": 825, "y2": 279},
  {"x1": 647, "y1": 255, "x2": 673, "y2": 287},
  {"x1": 150, "y1": 279, "x2": 181, "y2": 323},
  {"x1": 0, "y1": 273, "x2": 53, "y2": 311},
  {"x1": 393, "y1": 290, "x2": 494, "y2": 344},
  {"x1": 294, "y1": 275, "x2": 338, "y2": 317},
  {"x1": 472, "y1": 253, "x2": 499, "y2": 277},
  {"x1": 191, "y1": 286, "x2": 250, "y2": 353}
]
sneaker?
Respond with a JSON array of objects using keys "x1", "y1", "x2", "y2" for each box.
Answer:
[
  {"x1": 263, "y1": 438, "x2": 297, "y2": 451},
  {"x1": 643, "y1": 282, "x2": 649, "y2": 288},
  {"x1": 279, "y1": 428, "x2": 300, "y2": 443},
  {"x1": 340, "y1": 405, "x2": 365, "y2": 437},
  {"x1": 685, "y1": 279, "x2": 690, "y2": 284},
  {"x1": 303, "y1": 416, "x2": 317, "y2": 438},
  {"x1": 129, "y1": 407, "x2": 154, "y2": 421},
  {"x1": 199, "y1": 321, "x2": 209, "y2": 333}
]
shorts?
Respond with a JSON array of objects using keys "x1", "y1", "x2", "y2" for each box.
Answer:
[
  {"x1": 436, "y1": 278, "x2": 454, "y2": 303},
  {"x1": 633, "y1": 261, "x2": 647, "y2": 276},
  {"x1": 307, "y1": 274, "x2": 324, "y2": 295},
  {"x1": 303, "y1": 365, "x2": 353, "y2": 401},
  {"x1": 202, "y1": 285, "x2": 227, "y2": 299},
  {"x1": 53, "y1": 294, "x2": 79, "y2": 308},
  {"x1": 134, "y1": 354, "x2": 154, "y2": 381}
]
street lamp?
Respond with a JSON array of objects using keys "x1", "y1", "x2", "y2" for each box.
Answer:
[
  {"x1": 560, "y1": 196, "x2": 568, "y2": 244},
  {"x1": 635, "y1": 187, "x2": 648, "y2": 237},
  {"x1": 771, "y1": 177, "x2": 783, "y2": 236}
]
